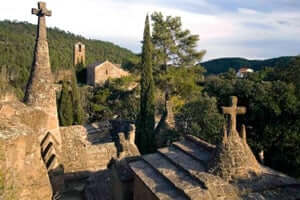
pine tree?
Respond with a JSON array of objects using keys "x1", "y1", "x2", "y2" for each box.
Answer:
[
  {"x1": 136, "y1": 15, "x2": 156, "y2": 154},
  {"x1": 71, "y1": 71, "x2": 84, "y2": 125},
  {"x1": 151, "y1": 12, "x2": 205, "y2": 72},
  {"x1": 59, "y1": 81, "x2": 73, "y2": 126}
]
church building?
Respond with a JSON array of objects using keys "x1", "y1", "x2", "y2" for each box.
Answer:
[{"x1": 87, "y1": 60, "x2": 130, "y2": 86}]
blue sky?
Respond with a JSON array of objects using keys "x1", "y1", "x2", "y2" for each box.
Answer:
[{"x1": 1, "y1": 0, "x2": 300, "y2": 61}]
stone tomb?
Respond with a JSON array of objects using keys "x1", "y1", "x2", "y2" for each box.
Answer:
[{"x1": 129, "y1": 96, "x2": 300, "y2": 200}]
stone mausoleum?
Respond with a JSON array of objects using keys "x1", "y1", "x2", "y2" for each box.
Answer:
[{"x1": 128, "y1": 96, "x2": 300, "y2": 200}]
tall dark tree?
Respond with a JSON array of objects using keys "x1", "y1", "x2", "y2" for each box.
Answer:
[
  {"x1": 136, "y1": 15, "x2": 156, "y2": 154},
  {"x1": 71, "y1": 71, "x2": 84, "y2": 125},
  {"x1": 59, "y1": 81, "x2": 73, "y2": 126}
]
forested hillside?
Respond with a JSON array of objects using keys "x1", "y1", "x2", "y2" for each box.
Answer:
[
  {"x1": 201, "y1": 56, "x2": 295, "y2": 74},
  {"x1": 0, "y1": 20, "x2": 138, "y2": 96}
]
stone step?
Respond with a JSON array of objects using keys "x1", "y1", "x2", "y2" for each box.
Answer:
[
  {"x1": 129, "y1": 159, "x2": 188, "y2": 200},
  {"x1": 158, "y1": 146, "x2": 206, "y2": 174},
  {"x1": 185, "y1": 135, "x2": 216, "y2": 152},
  {"x1": 173, "y1": 139, "x2": 212, "y2": 165},
  {"x1": 143, "y1": 153, "x2": 211, "y2": 200},
  {"x1": 158, "y1": 147, "x2": 239, "y2": 200}
]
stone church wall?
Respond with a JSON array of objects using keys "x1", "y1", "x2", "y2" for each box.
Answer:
[{"x1": 87, "y1": 61, "x2": 130, "y2": 86}]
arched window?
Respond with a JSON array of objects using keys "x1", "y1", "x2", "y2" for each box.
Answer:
[
  {"x1": 78, "y1": 44, "x2": 82, "y2": 52},
  {"x1": 106, "y1": 69, "x2": 108, "y2": 75}
]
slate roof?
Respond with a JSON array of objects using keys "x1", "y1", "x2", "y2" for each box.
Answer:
[{"x1": 129, "y1": 135, "x2": 300, "y2": 200}]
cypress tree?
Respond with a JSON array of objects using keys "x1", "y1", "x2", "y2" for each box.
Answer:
[
  {"x1": 136, "y1": 15, "x2": 156, "y2": 154},
  {"x1": 59, "y1": 81, "x2": 73, "y2": 126},
  {"x1": 71, "y1": 71, "x2": 84, "y2": 125}
]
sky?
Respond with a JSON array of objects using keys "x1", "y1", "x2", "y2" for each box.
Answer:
[{"x1": 1, "y1": 0, "x2": 300, "y2": 61}]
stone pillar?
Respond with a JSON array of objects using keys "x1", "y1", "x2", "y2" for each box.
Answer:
[
  {"x1": 24, "y1": 2, "x2": 64, "y2": 196},
  {"x1": 24, "y1": 2, "x2": 61, "y2": 146}
]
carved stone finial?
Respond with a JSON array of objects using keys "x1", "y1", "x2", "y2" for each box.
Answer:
[
  {"x1": 241, "y1": 124, "x2": 247, "y2": 143},
  {"x1": 209, "y1": 96, "x2": 261, "y2": 181},
  {"x1": 222, "y1": 96, "x2": 246, "y2": 133}
]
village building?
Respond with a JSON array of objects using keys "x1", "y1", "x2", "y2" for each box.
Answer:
[
  {"x1": 87, "y1": 60, "x2": 130, "y2": 86},
  {"x1": 237, "y1": 67, "x2": 254, "y2": 78},
  {"x1": 73, "y1": 42, "x2": 86, "y2": 66}
]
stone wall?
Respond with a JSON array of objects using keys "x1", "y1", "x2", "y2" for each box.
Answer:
[
  {"x1": 54, "y1": 69, "x2": 73, "y2": 83},
  {"x1": 0, "y1": 101, "x2": 53, "y2": 200},
  {"x1": 87, "y1": 61, "x2": 130, "y2": 86},
  {"x1": 60, "y1": 126, "x2": 118, "y2": 180},
  {"x1": 133, "y1": 176, "x2": 159, "y2": 200}
]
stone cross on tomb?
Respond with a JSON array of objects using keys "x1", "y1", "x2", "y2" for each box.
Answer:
[
  {"x1": 222, "y1": 96, "x2": 246, "y2": 133},
  {"x1": 32, "y1": 2, "x2": 51, "y2": 41}
]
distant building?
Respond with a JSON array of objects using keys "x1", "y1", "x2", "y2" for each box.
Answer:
[
  {"x1": 237, "y1": 67, "x2": 254, "y2": 78},
  {"x1": 74, "y1": 42, "x2": 86, "y2": 66},
  {"x1": 87, "y1": 60, "x2": 130, "y2": 86}
]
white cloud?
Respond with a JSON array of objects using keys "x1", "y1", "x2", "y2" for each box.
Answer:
[{"x1": 0, "y1": 0, "x2": 299, "y2": 61}]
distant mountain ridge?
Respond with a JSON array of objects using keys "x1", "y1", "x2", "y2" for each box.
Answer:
[
  {"x1": 200, "y1": 56, "x2": 295, "y2": 74},
  {"x1": 0, "y1": 20, "x2": 138, "y2": 95}
]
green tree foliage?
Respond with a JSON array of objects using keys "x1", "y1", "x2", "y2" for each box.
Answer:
[
  {"x1": 136, "y1": 16, "x2": 156, "y2": 154},
  {"x1": 88, "y1": 75, "x2": 140, "y2": 122},
  {"x1": 175, "y1": 95, "x2": 225, "y2": 144},
  {"x1": 75, "y1": 63, "x2": 86, "y2": 84},
  {"x1": 59, "y1": 81, "x2": 73, "y2": 126},
  {"x1": 0, "y1": 20, "x2": 138, "y2": 97},
  {"x1": 151, "y1": 12, "x2": 205, "y2": 72},
  {"x1": 201, "y1": 56, "x2": 294, "y2": 75},
  {"x1": 157, "y1": 66, "x2": 205, "y2": 100},
  {"x1": 204, "y1": 65, "x2": 300, "y2": 178},
  {"x1": 71, "y1": 72, "x2": 84, "y2": 125}
]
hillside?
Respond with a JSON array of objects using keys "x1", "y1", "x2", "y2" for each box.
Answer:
[
  {"x1": 201, "y1": 56, "x2": 294, "y2": 74},
  {"x1": 0, "y1": 20, "x2": 139, "y2": 95}
]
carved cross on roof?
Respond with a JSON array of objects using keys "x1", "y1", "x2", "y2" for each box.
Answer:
[
  {"x1": 222, "y1": 96, "x2": 246, "y2": 132},
  {"x1": 32, "y1": 2, "x2": 52, "y2": 17}
]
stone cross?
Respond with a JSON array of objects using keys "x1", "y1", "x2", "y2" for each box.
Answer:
[
  {"x1": 32, "y1": 2, "x2": 52, "y2": 16},
  {"x1": 32, "y1": 2, "x2": 51, "y2": 41},
  {"x1": 222, "y1": 96, "x2": 246, "y2": 132}
]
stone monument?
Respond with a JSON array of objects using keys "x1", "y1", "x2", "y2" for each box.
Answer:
[
  {"x1": 24, "y1": 2, "x2": 61, "y2": 145},
  {"x1": 209, "y1": 96, "x2": 262, "y2": 181},
  {"x1": 74, "y1": 42, "x2": 86, "y2": 66}
]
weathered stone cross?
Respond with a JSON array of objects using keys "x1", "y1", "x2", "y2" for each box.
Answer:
[
  {"x1": 222, "y1": 96, "x2": 246, "y2": 132},
  {"x1": 32, "y1": 2, "x2": 51, "y2": 41},
  {"x1": 32, "y1": 2, "x2": 52, "y2": 17}
]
